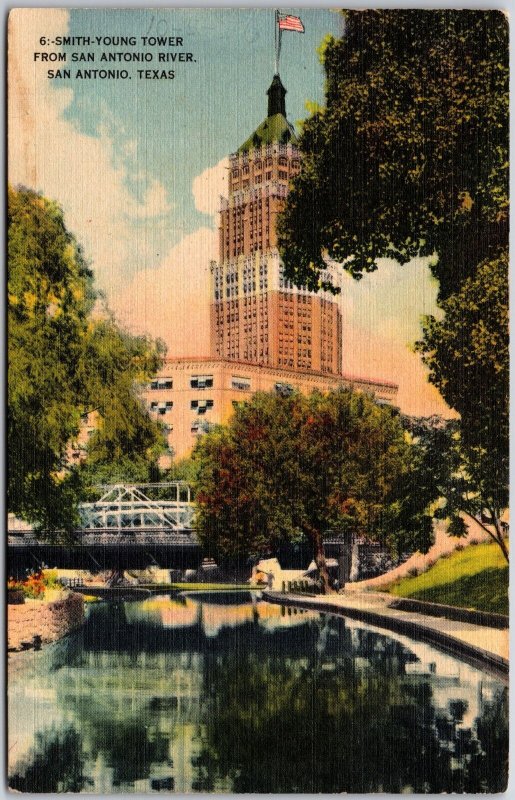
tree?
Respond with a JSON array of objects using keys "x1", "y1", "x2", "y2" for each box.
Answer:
[
  {"x1": 8, "y1": 185, "x2": 95, "y2": 529},
  {"x1": 193, "y1": 389, "x2": 434, "y2": 593},
  {"x1": 417, "y1": 254, "x2": 509, "y2": 561},
  {"x1": 77, "y1": 316, "x2": 166, "y2": 494},
  {"x1": 8, "y1": 186, "x2": 165, "y2": 531},
  {"x1": 277, "y1": 10, "x2": 509, "y2": 558},
  {"x1": 278, "y1": 10, "x2": 508, "y2": 300}
]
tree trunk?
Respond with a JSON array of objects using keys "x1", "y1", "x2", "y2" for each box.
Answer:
[
  {"x1": 462, "y1": 509, "x2": 509, "y2": 564},
  {"x1": 489, "y1": 509, "x2": 510, "y2": 564},
  {"x1": 303, "y1": 523, "x2": 335, "y2": 595}
]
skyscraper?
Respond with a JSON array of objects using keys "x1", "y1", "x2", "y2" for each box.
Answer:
[
  {"x1": 143, "y1": 74, "x2": 397, "y2": 460},
  {"x1": 210, "y1": 74, "x2": 343, "y2": 374}
]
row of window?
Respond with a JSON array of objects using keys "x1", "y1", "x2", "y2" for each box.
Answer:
[
  {"x1": 149, "y1": 375, "x2": 214, "y2": 391},
  {"x1": 231, "y1": 157, "x2": 299, "y2": 178}
]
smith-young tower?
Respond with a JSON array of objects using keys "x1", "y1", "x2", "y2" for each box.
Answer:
[{"x1": 210, "y1": 74, "x2": 343, "y2": 374}]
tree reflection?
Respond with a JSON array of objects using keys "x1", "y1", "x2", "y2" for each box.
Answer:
[
  {"x1": 195, "y1": 617, "x2": 509, "y2": 793},
  {"x1": 9, "y1": 726, "x2": 85, "y2": 793},
  {"x1": 8, "y1": 601, "x2": 508, "y2": 794}
]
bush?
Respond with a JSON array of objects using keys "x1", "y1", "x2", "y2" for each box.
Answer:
[
  {"x1": 455, "y1": 543, "x2": 464, "y2": 551},
  {"x1": 42, "y1": 569, "x2": 59, "y2": 589},
  {"x1": 407, "y1": 566, "x2": 419, "y2": 577},
  {"x1": 7, "y1": 570, "x2": 60, "y2": 600}
]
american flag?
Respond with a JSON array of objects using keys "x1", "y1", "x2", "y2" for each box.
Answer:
[{"x1": 278, "y1": 14, "x2": 304, "y2": 33}]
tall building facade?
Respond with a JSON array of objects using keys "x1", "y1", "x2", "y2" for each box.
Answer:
[
  {"x1": 139, "y1": 74, "x2": 398, "y2": 461},
  {"x1": 210, "y1": 74, "x2": 343, "y2": 374}
]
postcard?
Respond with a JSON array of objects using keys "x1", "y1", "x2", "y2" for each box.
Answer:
[{"x1": 7, "y1": 7, "x2": 509, "y2": 793}]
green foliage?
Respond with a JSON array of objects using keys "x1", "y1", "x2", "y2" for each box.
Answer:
[
  {"x1": 193, "y1": 389, "x2": 434, "y2": 563},
  {"x1": 404, "y1": 415, "x2": 509, "y2": 561},
  {"x1": 278, "y1": 11, "x2": 509, "y2": 558},
  {"x1": 166, "y1": 456, "x2": 199, "y2": 483},
  {"x1": 8, "y1": 186, "x2": 95, "y2": 530},
  {"x1": 278, "y1": 10, "x2": 508, "y2": 299},
  {"x1": 417, "y1": 253, "x2": 509, "y2": 530},
  {"x1": 388, "y1": 541, "x2": 509, "y2": 614},
  {"x1": 8, "y1": 185, "x2": 165, "y2": 531},
  {"x1": 77, "y1": 317, "x2": 166, "y2": 472}
]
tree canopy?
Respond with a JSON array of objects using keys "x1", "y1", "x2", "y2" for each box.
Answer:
[
  {"x1": 193, "y1": 389, "x2": 434, "y2": 592},
  {"x1": 277, "y1": 10, "x2": 509, "y2": 558},
  {"x1": 8, "y1": 185, "x2": 165, "y2": 531},
  {"x1": 278, "y1": 10, "x2": 508, "y2": 299},
  {"x1": 418, "y1": 253, "x2": 508, "y2": 543}
]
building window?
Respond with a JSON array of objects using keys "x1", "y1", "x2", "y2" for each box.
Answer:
[
  {"x1": 191, "y1": 399, "x2": 214, "y2": 413},
  {"x1": 275, "y1": 382, "x2": 293, "y2": 398},
  {"x1": 150, "y1": 378, "x2": 173, "y2": 390},
  {"x1": 151, "y1": 400, "x2": 173, "y2": 415},
  {"x1": 191, "y1": 420, "x2": 216, "y2": 435},
  {"x1": 191, "y1": 375, "x2": 213, "y2": 389},
  {"x1": 231, "y1": 377, "x2": 251, "y2": 391}
]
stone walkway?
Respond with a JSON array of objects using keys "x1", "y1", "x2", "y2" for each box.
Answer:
[{"x1": 263, "y1": 589, "x2": 509, "y2": 680}]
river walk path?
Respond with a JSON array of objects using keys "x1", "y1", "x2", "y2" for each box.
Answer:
[{"x1": 263, "y1": 589, "x2": 509, "y2": 681}]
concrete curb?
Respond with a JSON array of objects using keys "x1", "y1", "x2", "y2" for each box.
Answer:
[
  {"x1": 387, "y1": 597, "x2": 508, "y2": 629},
  {"x1": 262, "y1": 590, "x2": 509, "y2": 683}
]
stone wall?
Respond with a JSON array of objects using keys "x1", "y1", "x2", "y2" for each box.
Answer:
[{"x1": 8, "y1": 591, "x2": 84, "y2": 652}]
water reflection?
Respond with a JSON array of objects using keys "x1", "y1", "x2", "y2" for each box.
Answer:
[{"x1": 8, "y1": 593, "x2": 508, "y2": 793}]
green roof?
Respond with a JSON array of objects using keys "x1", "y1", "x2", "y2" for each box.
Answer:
[{"x1": 237, "y1": 113, "x2": 298, "y2": 154}]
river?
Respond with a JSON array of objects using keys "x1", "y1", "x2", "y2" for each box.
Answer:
[{"x1": 8, "y1": 591, "x2": 508, "y2": 793}]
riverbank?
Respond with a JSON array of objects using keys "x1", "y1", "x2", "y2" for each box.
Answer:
[
  {"x1": 8, "y1": 591, "x2": 84, "y2": 652},
  {"x1": 263, "y1": 589, "x2": 509, "y2": 681},
  {"x1": 384, "y1": 541, "x2": 509, "y2": 615}
]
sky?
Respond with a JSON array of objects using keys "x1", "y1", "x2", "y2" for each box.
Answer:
[{"x1": 9, "y1": 7, "x2": 451, "y2": 417}]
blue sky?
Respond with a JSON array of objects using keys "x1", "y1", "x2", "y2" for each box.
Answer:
[
  {"x1": 60, "y1": 8, "x2": 340, "y2": 251},
  {"x1": 9, "y1": 7, "x2": 449, "y2": 417}
]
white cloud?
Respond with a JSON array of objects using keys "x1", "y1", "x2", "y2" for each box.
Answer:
[
  {"x1": 192, "y1": 157, "x2": 228, "y2": 222},
  {"x1": 132, "y1": 180, "x2": 172, "y2": 219},
  {"x1": 8, "y1": 9, "x2": 451, "y2": 417},
  {"x1": 113, "y1": 157, "x2": 230, "y2": 354},
  {"x1": 114, "y1": 226, "x2": 215, "y2": 356},
  {"x1": 8, "y1": 9, "x2": 172, "y2": 300},
  {"x1": 340, "y1": 258, "x2": 452, "y2": 416}
]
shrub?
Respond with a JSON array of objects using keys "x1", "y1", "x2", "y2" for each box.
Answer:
[
  {"x1": 407, "y1": 566, "x2": 419, "y2": 577},
  {"x1": 7, "y1": 570, "x2": 59, "y2": 600}
]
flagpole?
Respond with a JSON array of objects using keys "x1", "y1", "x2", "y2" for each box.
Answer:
[{"x1": 275, "y1": 9, "x2": 282, "y2": 74}]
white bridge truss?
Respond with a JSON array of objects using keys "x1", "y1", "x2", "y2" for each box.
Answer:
[{"x1": 79, "y1": 483, "x2": 195, "y2": 532}]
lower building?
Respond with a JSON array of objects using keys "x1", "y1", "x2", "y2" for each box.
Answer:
[{"x1": 142, "y1": 357, "x2": 398, "y2": 462}]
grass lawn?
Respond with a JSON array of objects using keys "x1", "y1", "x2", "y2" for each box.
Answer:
[{"x1": 386, "y1": 541, "x2": 509, "y2": 615}]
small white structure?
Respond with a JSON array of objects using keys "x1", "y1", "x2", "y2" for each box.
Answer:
[{"x1": 252, "y1": 557, "x2": 307, "y2": 590}]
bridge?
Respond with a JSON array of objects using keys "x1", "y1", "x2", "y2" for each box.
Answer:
[
  {"x1": 8, "y1": 482, "x2": 351, "y2": 577},
  {"x1": 7, "y1": 483, "x2": 202, "y2": 573}
]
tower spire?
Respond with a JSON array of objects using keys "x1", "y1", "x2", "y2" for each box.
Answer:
[{"x1": 267, "y1": 73, "x2": 286, "y2": 117}]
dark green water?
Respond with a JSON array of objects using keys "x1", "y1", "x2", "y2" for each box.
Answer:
[{"x1": 8, "y1": 593, "x2": 508, "y2": 793}]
